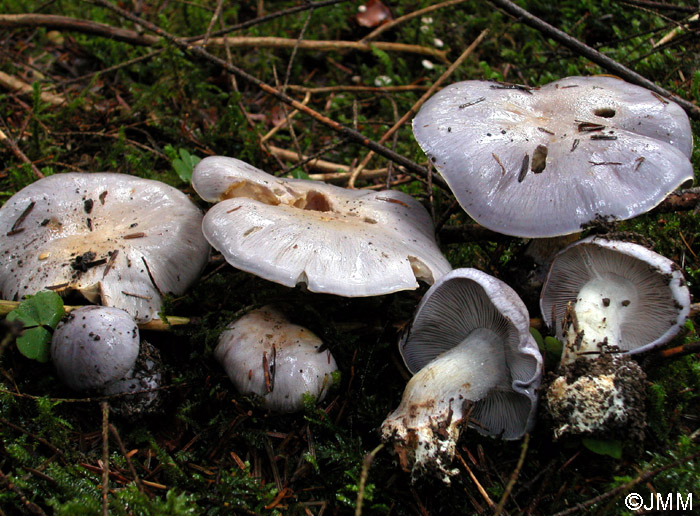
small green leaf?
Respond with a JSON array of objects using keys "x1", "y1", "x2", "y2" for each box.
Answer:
[
  {"x1": 289, "y1": 168, "x2": 312, "y2": 180},
  {"x1": 171, "y1": 148, "x2": 201, "y2": 183},
  {"x1": 545, "y1": 336, "x2": 563, "y2": 356},
  {"x1": 582, "y1": 438, "x2": 622, "y2": 459},
  {"x1": 7, "y1": 290, "x2": 64, "y2": 327},
  {"x1": 16, "y1": 327, "x2": 52, "y2": 363},
  {"x1": 530, "y1": 327, "x2": 544, "y2": 350},
  {"x1": 7, "y1": 291, "x2": 64, "y2": 362}
]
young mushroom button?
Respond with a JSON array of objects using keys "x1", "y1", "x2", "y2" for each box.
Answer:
[
  {"x1": 51, "y1": 306, "x2": 140, "y2": 392},
  {"x1": 192, "y1": 156, "x2": 451, "y2": 297},
  {"x1": 215, "y1": 306, "x2": 338, "y2": 413},
  {"x1": 539, "y1": 237, "x2": 691, "y2": 439},
  {"x1": 0, "y1": 173, "x2": 211, "y2": 322},
  {"x1": 381, "y1": 268, "x2": 543, "y2": 484},
  {"x1": 412, "y1": 76, "x2": 694, "y2": 237}
]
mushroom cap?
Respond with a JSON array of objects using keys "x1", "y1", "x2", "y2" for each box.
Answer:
[
  {"x1": 192, "y1": 156, "x2": 451, "y2": 297},
  {"x1": 0, "y1": 173, "x2": 210, "y2": 322},
  {"x1": 214, "y1": 306, "x2": 338, "y2": 413},
  {"x1": 51, "y1": 305, "x2": 139, "y2": 391},
  {"x1": 412, "y1": 76, "x2": 694, "y2": 237},
  {"x1": 400, "y1": 268, "x2": 542, "y2": 439},
  {"x1": 540, "y1": 236, "x2": 690, "y2": 354}
]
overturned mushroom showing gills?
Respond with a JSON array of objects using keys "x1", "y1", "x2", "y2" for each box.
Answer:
[
  {"x1": 192, "y1": 156, "x2": 451, "y2": 296},
  {"x1": 540, "y1": 236, "x2": 690, "y2": 363},
  {"x1": 381, "y1": 269, "x2": 542, "y2": 483},
  {"x1": 0, "y1": 173, "x2": 210, "y2": 322},
  {"x1": 412, "y1": 76, "x2": 694, "y2": 237},
  {"x1": 215, "y1": 306, "x2": 338, "y2": 413},
  {"x1": 540, "y1": 237, "x2": 690, "y2": 439}
]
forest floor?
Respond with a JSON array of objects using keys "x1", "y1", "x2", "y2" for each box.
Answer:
[{"x1": 0, "y1": 1, "x2": 699, "y2": 515}]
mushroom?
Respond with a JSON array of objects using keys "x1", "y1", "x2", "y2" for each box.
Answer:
[
  {"x1": 381, "y1": 268, "x2": 542, "y2": 483},
  {"x1": 215, "y1": 306, "x2": 339, "y2": 413},
  {"x1": 539, "y1": 236, "x2": 691, "y2": 439},
  {"x1": 51, "y1": 305, "x2": 163, "y2": 415},
  {"x1": 540, "y1": 236, "x2": 690, "y2": 363},
  {"x1": 192, "y1": 156, "x2": 451, "y2": 297},
  {"x1": 412, "y1": 76, "x2": 694, "y2": 237},
  {"x1": 0, "y1": 173, "x2": 210, "y2": 322},
  {"x1": 51, "y1": 305, "x2": 140, "y2": 392}
]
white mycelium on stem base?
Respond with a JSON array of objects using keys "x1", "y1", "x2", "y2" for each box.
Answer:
[
  {"x1": 540, "y1": 237, "x2": 690, "y2": 439},
  {"x1": 0, "y1": 173, "x2": 210, "y2": 322},
  {"x1": 412, "y1": 76, "x2": 693, "y2": 237},
  {"x1": 381, "y1": 269, "x2": 542, "y2": 483},
  {"x1": 192, "y1": 156, "x2": 451, "y2": 297}
]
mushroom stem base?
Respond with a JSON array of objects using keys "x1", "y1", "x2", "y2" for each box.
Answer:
[
  {"x1": 545, "y1": 351, "x2": 646, "y2": 441},
  {"x1": 381, "y1": 401, "x2": 464, "y2": 484}
]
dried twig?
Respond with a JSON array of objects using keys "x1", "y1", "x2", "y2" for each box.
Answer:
[
  {"x1": 0, "y1": 119, "x2": 44, "y2": 179},
  {"x1": 0, "y1": 71, "x2": 66, "y2": 108},
  {"x1": 355, "y1": 444, "x2": 384, "y2": 516},
  {"x1": 90, "y1": 0, "x2": 434, "y2": 183},
  {"x1": 195, "y1": 36, "x2": 448, "y2": 61},
  {"x1": 347, "y1": 29, "x2": 489, "y2": 187},
  {"x1": 0, "y1": 299, "x2": 190, "y2": 331},
  {"x1": 100, "y1": 402, "x2": 110, "y2": 516},
  {"x1": 285, "y1": 84, "x2": 430, "y2": 94},
  {"x1": 494, "y1": 434, "x2": 530, "y2": 515},
  {"x1": 266, "y1": 145, "x2": 388, "y2": 182},
  {"x1": 552, "y1": 449, "x2": 700, "y2": 516},
  {"x1": 0, "y1": 13, "x2": 158, "y2": 45},
  {"x1": 0, "y1": 468, "x2": 47, "y2": 516}
]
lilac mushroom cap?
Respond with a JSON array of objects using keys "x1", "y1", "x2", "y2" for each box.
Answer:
[
  {"x1": 192, "y1": 156, "x2": 451, "y2": 297},
  {"x1": 381, "y1": 268, "x2": 542, "y2": 483},
  {"x1": 412, "y1": 76, "x2": 694, "y2": 237},
  {"x1": 0, "y1": 173, "x2": 210, "y2": 322},
  {"x1": 540, "y1": 236, "x2": 690, "y2": 364},
  {"x1": 51, "y1": 305, "x2": 140, "y2": 392},
  {"x1": 215, "y1": 306, "x2": 339, "y2": 413}
]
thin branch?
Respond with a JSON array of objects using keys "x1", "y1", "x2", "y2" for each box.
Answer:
[
  {"x1": 267, "y1": 145, "x2": 389, "y2": 182},
  {"x1": 0, "y1": 13, "x2": 158, "y2": 45},
  {"x1": 0, "y1": 299, "x2": 190, "y2": 331},
  {"x1": 89, "y1": 0, "x2": 435, "y2": 184},
  {"x1": 0, "y1": 469, "x2": 47, "y2": 516},
  {"x1": 0, "y1": 119, "x2": 44, "y2": 179},
  {"x1": 285, "y1": 84, "x2": 430, "y2": 94},
  {"x1": 495, "y1": 434, "x2": 530, "y2": 515},
  {"x1": 488, "y1": 0, "x2": 700, "y2": 119},
  {"x1": 347, "y1": 29, "x2": 489, "y2": 187},
  {"x1": 192, "y1": 36, "x2": 448, "y2": 61},
  {"x1": 0, "y1": 14, "x2": 446, "y2": 59},
  {"x1": 355, "y1": 444, "x2": 384, "y2": 516},
  {"x1": 552, "y1": 449, "x2": 700, "y2": 516},
  {"x1": 100, "y1": 402, "x2": 109, "y2": 516},
  {"x1": 0, "y1": 70, "x2": 67, "y2": 107}
]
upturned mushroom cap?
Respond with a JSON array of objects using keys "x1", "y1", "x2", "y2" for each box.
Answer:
[
  {"x1": 381, "y1": 268, "x2": 542, "y2": 482},
  {"x1": 215, "y1": 306, "x2": 338, "y2": 413},
  {"x1": 540, "y1": 236, "x2": 690, "y2": 360},
  {"x1": 412, "y1": 76, "x2": 693, "y2": 237},
  {"x1": 192, "y1": 156, "x2": 451, "y2": 297},
  {"x1": 0, "y1": 173, "x2": 210, "y2": 322},
  {"x1": 51, "y1": 305, "x2": 139, "y2": 391}
]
